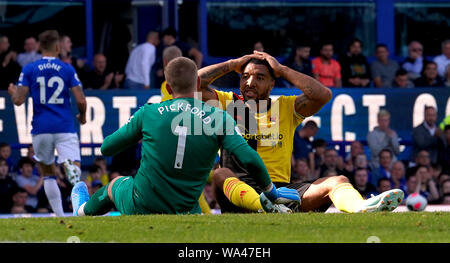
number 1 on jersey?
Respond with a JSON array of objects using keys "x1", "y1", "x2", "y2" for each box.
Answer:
[{"x1": 174, "y1": 125, "x2": 188, "y2": 169}]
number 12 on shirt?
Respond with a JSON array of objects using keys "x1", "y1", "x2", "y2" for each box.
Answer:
[{"x1": 37, "y1": 76, "x2": 64, "y2": 104}]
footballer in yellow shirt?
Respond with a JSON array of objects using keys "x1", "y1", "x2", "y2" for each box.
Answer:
[{"x1": 196, "y1": 51, "x2": 404, "y2": 213}]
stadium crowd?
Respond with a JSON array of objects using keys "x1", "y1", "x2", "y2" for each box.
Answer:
[{"x1": 0, "y1": 29, "x2": 450, "y2": 214}]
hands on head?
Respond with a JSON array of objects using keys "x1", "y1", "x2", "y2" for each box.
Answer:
[{"x1": 231, "y1": 50, "x2": 283, "y2": 78}]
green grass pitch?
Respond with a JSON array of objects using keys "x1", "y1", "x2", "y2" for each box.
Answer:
[{"x1": 1, "y1": 212, "x2": 449, "y2": 243}]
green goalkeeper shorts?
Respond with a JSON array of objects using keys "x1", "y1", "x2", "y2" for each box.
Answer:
[
  {"x1": 110, "y1": 176, "x2": 148, "y2": 215},
  {"x1": 110, "y1": 176, "x2": 202, "y2": 215}
]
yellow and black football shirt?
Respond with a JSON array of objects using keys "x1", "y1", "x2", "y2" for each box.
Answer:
[{"x1": 215, "y1": 90, "x2": 304, "y2": 183}]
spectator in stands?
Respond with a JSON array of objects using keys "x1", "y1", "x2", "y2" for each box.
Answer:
[
  {"x1": 406, "y1": 150, "x2": 432, "y2": 178},
  {"x1": 14, "y1": 157, "x2": 44, "y2": 210},
  {"x1": 392, "y1": 68, "x2": 414, "y2": 88},
  {"x1": 0, "y1": 158, "x2": 18, "y2": 213},
  {"x1": 25, "y1": 144, "x2": 42, "y2": 176},
  {"x1": 390, "y1": 161, "x2": 407, "y2": 193},
  {"x1": 0, "y1": 142, "x2": 14, "y2": 172},
  {"x1": 440, "y1": 179, "x2": 450, "y2": 203},
  {"x1": 293, "y1": 158, "x2": 316, "y2": 183},
  {"x1": 443, "y1": 194, "x2": 450, "y2": 204},
  {"x1": 405, "y1": 174, "x2": 419, "y2": 199},
  {"x1": 253, "y1": 41, "x2": 264, "y2": 52},
  {"x1": 83, "y1": 54, "x2": 123, "y2": 90},
  {"x1": 322, "y1": 169, "x2": 339, "y2": 178},
  {"x1": 444, "y1": 64, "x2": 450, "y2": 87},
  {"x1": 348, "y1": 153, "x2": 372, "y2": 183},
  {"x1": 0, "y1": 35, "x2": 21, "y2": 90},
  {"x1": 17, "y1": 36, "x2": 42, "y2": 67},
  {"x1": 412, "y1": 106, "x2": 441, "y2": 164},
  {"x1": 308, "y1": 138, "x2": 327, "y2": 177},
  {"x1": 414, "y1": 165, "x2": 440, "y2": 203},
  {"x1": 339, "y1": 38, "x2": 371, "y2": 87},
  {"x1": 90, "y1": 180, "x2": 103, "y2": 195},
  {"x1": 371, "y1": 44, "x2": 399, "y2": 88},
  {"x1": 354, "y1": 153, "x2": 371, "y2": 171},
  {"x1": 402, "y1": 40, "x2": 427, "y2": 81},
  {"x1": 160, "y1": 46, "x2": 183, "y2": 101},
  {"x1": 367, "y1": 109, "x2": 400, "y2": 169},
  {"x1": 124, "y1": 31, "x2": 159, "y2": 89},
  {"x1": 283, "y1": 44, "x2": 312, "y2": 77},
  {"x1": 370, "y1": 149, "x2": 393, "y2": 187},
  {"x1": 376, "y1": 178, "x2": 392, "y2": 195},
  {"x1": 353, "y1": 168, "x2": 376, "y2": 198},
  {"x1": 293, "y1": 120, "x2": 319, "y2": 160},
  {"x1": 10, "y1": 187, "x2": 35, "y2": 214},
  {"x1": 345, "y1": 140, "x2": 365, "y2": 164},
  {"x1": 93, "y1": 157, "x2": 109, "y2": 186},
  {"x1": 438, "y1": 173, "x2": 450, "y2": 188},
  {"x1": 58, "y1": 34, "x2": 88, "y2": 76},
  {"x1": 318, "y1": 148, "x2": 344, "y2": 178},
  {"x1": 85, "y1": 164, "x2": 109, "y2": 192},
  {"x1": 413, "y1": 61, "x2": 445, "y2": 87},
  {"x1": 430, "y1": 163, "x2": 443, "y2": 183},
  {"x1": 433, "y1": 39, "x2": 450, "y2": 78},
  {"x1": 312, "y1": 42, "x2": 342, "y2": 88},
  {"x1": 160, "y1": 28, "x2": 203, "y2": 69}
]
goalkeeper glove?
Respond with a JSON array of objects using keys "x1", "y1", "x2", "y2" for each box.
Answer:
[{"x1": 263, "y1": 183, "x2": 301, "y2": 205}]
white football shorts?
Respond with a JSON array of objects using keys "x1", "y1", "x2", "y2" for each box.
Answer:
[{"x1": 32, "y1": 133, "x2": 81, "y2": 165}]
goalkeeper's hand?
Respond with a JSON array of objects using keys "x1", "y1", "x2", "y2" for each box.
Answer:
[{"x1": 263, "y1": 183, "x2": 301, "y2": 205}]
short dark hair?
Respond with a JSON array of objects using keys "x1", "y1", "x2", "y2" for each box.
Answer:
[
  {"x1": 424, "y1": 105, "x2": 436, "y2": 112},
  {"x1": 355, "y1": 167, "x2": 368, "y2": 175},
  {"x1": 240, "y1": 58, "x2": 276, "y2": 79},
  {"x1": 444, "y1": 125, "x2": 450, "y2": 132},
  {"x1": 0, "y1": 142, "x2": 10, "y2": 150},
  {"x1": 348, "y1": 38, "x2": 363, "y2": 49},
  {"x1": 377, "y1": 177, "x2": 391, "y2": 187},
  {"x1": 312, "y1": 138, "x2": 327, "y2": 148},
  {"x1": 395, "y1": 68, "x2": 408, "y2": 77},
  {"x1": 379, "y1": 148, "x2": 393, "y2": 158},
  {"x1": 13, "y1": 187, "x2": 27, "y2": 195},
  {"x1": 18, "y1": 157, "x2": 34, "y2": 169},
  {"x1": 89, "y1": 164, "x2": 101, "y2": 174},
  {"x1": 375, "y1": 43, "x2": 388, "y2": 51},
  {"x1": 161, "y1": 27, "x2": 177, "y2": 38},
  {"x1": 39, "y1": 30, "x2": 59, "y2": 51},
  {"x1": 319, "y1": 42, "x2": 333, "y2": 50},
  {"x1": 303, "y1": 120, "x2": 318, "y2": 130}
]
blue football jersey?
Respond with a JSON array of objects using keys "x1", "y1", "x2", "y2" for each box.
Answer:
[{"x1": 17, "y1": 56, "x2": 82, "y2": 134}]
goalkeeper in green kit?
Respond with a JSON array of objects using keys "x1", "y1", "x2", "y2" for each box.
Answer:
[{"x1": 71, "y1": 57, "x2": 300, "y2": 216}]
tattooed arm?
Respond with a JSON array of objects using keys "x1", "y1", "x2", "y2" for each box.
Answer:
[
  {"x1": 254, "y1": 51, "x2": 332, "y2": 117},
  {"x1": 197, "y1": 54, "x2": 262, "y2": 102}
]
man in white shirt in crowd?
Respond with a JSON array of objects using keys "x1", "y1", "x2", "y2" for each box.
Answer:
[
  {"x1": 17, "y1": 36, "x2": 42, "y2": 67},
  {"x1": 402, "y1": 41, "x2": 426, "y2": 81},
  {"x1": 433, "y1": 39, "x2": 450, "y2": 78},
  {"x1": 124, "y1": 31, "x2": 159, "y2": 89}
]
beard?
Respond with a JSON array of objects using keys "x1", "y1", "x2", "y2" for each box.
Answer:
[{"x1": 241, "y1": 88, "x2": 271, "y2": 103}]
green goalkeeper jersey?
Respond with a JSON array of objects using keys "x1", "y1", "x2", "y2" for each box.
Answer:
[{"x1": 101, "y1": 97, "x2": 271, "y2": 214}]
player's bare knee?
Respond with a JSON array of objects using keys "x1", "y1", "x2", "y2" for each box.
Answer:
[
  {"x1": 107, "y1": 176, "x2": 123, "y2": 201},
  {"x1": 335, "y1": 175, "x2": 350, "y2": 184},
  {"x1": 212, "y1": 168, "x2": 235, "y2": 189}
]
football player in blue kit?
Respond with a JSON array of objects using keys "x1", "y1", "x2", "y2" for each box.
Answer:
[{"x1": 8, "y1": 30, "x2": 87, "y2": 217}]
